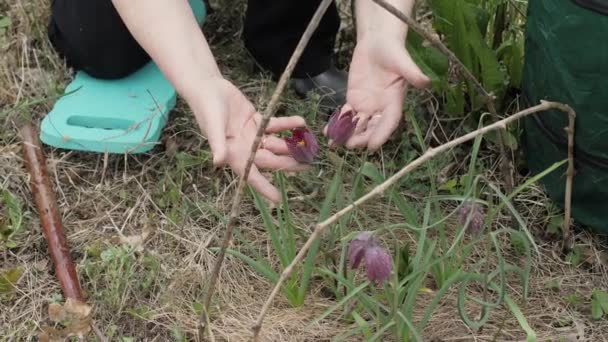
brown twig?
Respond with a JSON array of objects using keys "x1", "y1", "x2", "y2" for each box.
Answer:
[
  {"x1": 370, "y1": 0, "x2": 515, "y2": 216},
  {"x1": 90, "y1": 321, "x2": 109, "y2": 342},
  {"x1": 20, "y1": 123, "x2": 109, "y2": 342},
  {"x1": 251, "y1": 100, "x2": 576, "y2": 338},
  {"x1": 562, "y1": 106, "x2": 577, "y2": 249},
  {"x1": 20, "y1": 123, "x2": 84, "y2": 301},
  {"x1": 198, "y1": 0, "x2": 335, "y2": 339}
]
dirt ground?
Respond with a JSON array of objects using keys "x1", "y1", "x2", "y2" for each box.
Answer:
[{"x1": 1, "y1": 1, "x2": 608, "y2": 341}]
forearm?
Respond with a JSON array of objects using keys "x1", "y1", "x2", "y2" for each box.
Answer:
[
  {"x1": 355, "y1": 0, "x2": 415, "y2": 41},
  {"x1": 111, "y1": 0, "x2": 220, "y2": 102}
]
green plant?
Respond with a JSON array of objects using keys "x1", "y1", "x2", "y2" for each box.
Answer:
[
  {"x1": 301, "y1": 110, "x2": 566, "y2": 340},
  {"x1": 0, "y1": 190, "x2": 25, "y2": 249},
  {"x1": 409, "y1": 0, "x2": 526, "y2": 116},
  {"x1": 218, "y1": 169, "x2": 342, "y2": 307},
  {"x1": 591, "y1": 289, "x2": 608, "y2": 320}
]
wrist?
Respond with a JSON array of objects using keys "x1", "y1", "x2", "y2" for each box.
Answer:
[
  {"x1": 179, "y1": 71, "x2": 224, "y2": 105},
  {"x1": 355, "y1": 0, "x2": 412, "y2": 42}
]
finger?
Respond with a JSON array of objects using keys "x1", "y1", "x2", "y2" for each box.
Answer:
[
  {"x1": 265, "y1": 115, "x2": 307, "y2": 133},
  {"x1": 195, "y1": 110, "x2": 227, "y2": 167},
  {"x1": 367, "y1": 104, "x2": 402, "y2": 152},
  {"x1": 353, "y1": 112, "x2": 371, "y2": 135},
  {"x1": 254, "y1": 149, "x2": 311, "y2": 172},
  {"x1": 345, "y1": 129, "x2": 373, "y2": 149},
  {"x1": 262, "y1": 135, "x2": 290, "y2": 155},
  {"x1": 394, "y1": 50, "x2": 431, "y2": 89},
  {"x1": 246, "y1": 165, "x2": 282, "y2": 203}
]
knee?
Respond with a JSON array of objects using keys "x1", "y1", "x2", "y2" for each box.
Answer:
[{"x1": 49, "y1": 0, "x2": 150, "y2": 79}]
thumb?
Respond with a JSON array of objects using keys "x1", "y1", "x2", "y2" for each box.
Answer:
[
  {"x1": 196, "y1": 112, "x2": 227, "y2": 167},
  {"x1": 393, "y1": 49, "x2": 431, "y2": 89}
]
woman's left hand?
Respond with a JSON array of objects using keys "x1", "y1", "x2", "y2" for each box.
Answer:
[{"x1": 335, "y1": 36, "x2": 430, "y2": 151}]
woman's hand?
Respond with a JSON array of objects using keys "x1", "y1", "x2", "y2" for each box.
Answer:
[
  {"x1": 189, "y1": 77, "x2": 311, "y2": 203},
  {"x1": 327, "y1": 0, "x2": 430, "y2": 152},
  {"x1": 339, "y1": 36, "x2": 430, "y2": 152}
]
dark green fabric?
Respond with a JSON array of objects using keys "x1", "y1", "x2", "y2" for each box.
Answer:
[{"x1": 522, "y1": 0, "x2": 608, "y2": 234}]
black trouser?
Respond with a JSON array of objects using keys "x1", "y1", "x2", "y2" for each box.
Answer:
[{"x1": 47, "y1": 0, "x2": 340, "y2": 80}]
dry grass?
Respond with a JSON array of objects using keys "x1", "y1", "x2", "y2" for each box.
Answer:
[{"x1": 2, "y1": 0, "x2": 608, "y2": 341}]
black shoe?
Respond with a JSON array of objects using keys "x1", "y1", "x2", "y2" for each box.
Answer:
[{"x1": 290, "y1": 65, "x2": 347, "y2": 115}]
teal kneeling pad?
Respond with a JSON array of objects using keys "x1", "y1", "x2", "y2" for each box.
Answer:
[
  {"x1": 41, "y1": 62, "x2": 175, "y2": 154},
  {"x1": 40, "y1": 0, "x2": 206, "y2": 154}
]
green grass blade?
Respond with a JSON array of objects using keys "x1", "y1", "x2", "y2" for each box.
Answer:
[
  {"x1": 396, "y1": 311, "x2": 423, "y2": 342},
  {"x1": 250, "y1": 187, "x2": 289, "y2": 267},
  {"x1": 298, "y1": 168, "x2": 343, "y2": 301},
  {"x1": 307, "y1": 281, "x2": 370, "y2": 328},
  {"x1": 370, "y1": 320, "x2": 397, "y2": 342},
  {"x1": 278, "y1": 172, "x2": 296, "y2": 260},
  {"x1": 485, "y1": 181, "x2": 539, "y2": 255},
  {"x1": 211, "y1": 247, "x2": 279, "y2": 283},
  {"x1": 490, "y1": 282, "x2": 537, "y2": 342}
]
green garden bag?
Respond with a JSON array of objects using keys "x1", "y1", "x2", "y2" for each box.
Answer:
[{"x1": 522, "y1": 0, "x2": 608, "y2": 234}]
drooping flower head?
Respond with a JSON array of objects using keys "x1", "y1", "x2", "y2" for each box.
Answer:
[
  {"x1": 327, "y1": 109, "x2": 358, "y2": 146},
  {"x1": 284, "y1": 127, "x2": 320, "y2": 164},
  {"x1": 458, "y1": 201, "x2": 485, "y2": 236},
  {"x1": 348, "y1": 231, "x2": 393, "y2": 284}
]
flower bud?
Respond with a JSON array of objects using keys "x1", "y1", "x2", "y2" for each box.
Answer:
[
  {"x1": 327, "y1": 109, "x2": 358, "y2": 146},
  {"x1": 284, "y1": 127, "x2": 320, "y2": 164},
  {"x1": 348, "y1": 231, "x2": 393, "y2": 284},
  {"x1": 459, "y1": 201, "x2": 485, "y2": 236}
]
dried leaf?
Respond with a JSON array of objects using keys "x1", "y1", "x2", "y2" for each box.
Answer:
[
  {"x1": 45, "y1": 299, "x2": 93, "y2": 340},
  {"x1": 48, "y1": 302, "x2": 65, "y2": 322},
  {"x1": 110, "y1": 226, "x2": 152, "y2": 252},
  {"x1": 164, "y1": 137, "x2": 179, "y2": 159},
  {"x1": 64, "y1": 297, "x2": 93, "y2": 318}
]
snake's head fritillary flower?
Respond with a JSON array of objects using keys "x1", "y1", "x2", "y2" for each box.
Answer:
[
  {"x1": 327, "y1": 109, "x2": 358, "y2": 146},
  {"x1": 284, "y1": 127, "x2": 320, "y2": 164},
  {"x1": 459, "y1": 201, "x2": 485, "y2": 236},
  {"x1": 348, "y1": 231, "x2": 393, "y2": 284}
]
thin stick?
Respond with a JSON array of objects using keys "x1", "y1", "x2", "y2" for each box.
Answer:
[
  {"x1": 371, "y1": 0, "x2": 515, "y2": 215},
  {"x1": 198, "y1": 0, "x2": 335, "y2": 338},
  {"x1": 562, "y1": 107, "x2": 577, "y2": 249},
  {"x1": 90, "y1": 321, "x2": 109, "y2": 342},
  {"x1": 251, "y1": 101, "x2": 576, "y2": 339}
]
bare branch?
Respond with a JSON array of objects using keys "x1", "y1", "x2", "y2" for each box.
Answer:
[{"x1": 562, "y1": 106, "x2": 577, "y2": 249}]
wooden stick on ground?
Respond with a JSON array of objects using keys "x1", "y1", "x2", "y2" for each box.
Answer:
[
  {"x1": 21, "y1": 123, "x2": 83, "y2": 301},
  {"x1": 251, "y1": 100, "x2": 576, "y2": 340},
  {"x1": 198, "y1": 0, "x2": 335, "y2": 339},
  {"x1": 20, "y1": 123, "x2": 108, "y2": 342}
]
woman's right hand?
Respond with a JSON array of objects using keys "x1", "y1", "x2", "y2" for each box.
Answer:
[{"x1": 187, "y1": 77, "x2": 311, "y2": 203}]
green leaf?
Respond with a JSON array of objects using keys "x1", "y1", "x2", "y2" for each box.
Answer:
[
  {"x1": 308, "y1": 281, "x2": 369, "y2": 328},
  {"x1": 1, "y1": 190, "x2": 24, "y2": 239},
  {"x1": 215, "y1": 248, "x2": 279, "y2": 283},
  {"x1": 0, "y1": 267, "x2": 23, "y2": 293},
  {"x1": 250, "y1": 186, "x2": 289, "y2": 268},
  {"x1": 192, "y1": 302, "x2": 204, "y2": 315},
  {"x1": 351, "y1": 311, "x2": 373, "y2": 340},
  {"x1": 0, "y1": 17, "x2": 12, "y2": 29},
  {"x1": 495, "y1": 283, "x2": 537, "y2": 342},
  {"x1": 298, "y1": 168, "x2": 342, "y2": 302},
  {"x1": 592, "y1": 297, "x2": 603, "y2": 320},
  {"x1": 547, "y1": 215, "x2": 564, "y2": 235},
  {"x1": 592, "y1": 289, "x2": 608, "y2": 318},
  {"x1": 438, "y1": 178, "x2": 458, "y2": 193},
  {"x1": 126, "y1": 306, "x2": 153, "y2": 320}
]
